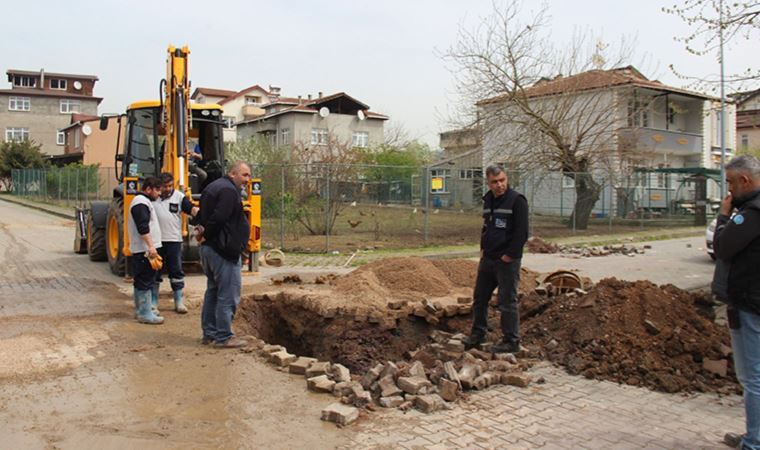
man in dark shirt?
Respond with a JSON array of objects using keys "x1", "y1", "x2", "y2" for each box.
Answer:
[
  {"x1": 713, "y1": 155, "x2": 760, "y2": 450},
  {"x1": 197, "y1": 161, "x2": 251, "y2": 349},
  {"x1": 464, "y1": 165, "x2": 529, "y2": 354}
]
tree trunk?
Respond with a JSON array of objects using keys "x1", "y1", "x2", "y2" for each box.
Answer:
[{"x1": 568, "y1": 173, "x2": 602, "y2": 230}]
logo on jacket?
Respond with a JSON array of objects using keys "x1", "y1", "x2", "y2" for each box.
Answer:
[
  {"x1": 495, "y1": 218, "x2": 507, "y2": 229},
  {"x1": 169, "y1": 203, "x2": 179, "y2": 213},
  {"x1": 733, "y1": 214, "x2": 745, "y2": 225}
]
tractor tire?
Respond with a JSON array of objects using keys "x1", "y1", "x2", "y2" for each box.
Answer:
[
  {"x1": 106, "y1": 199, "x2": 127, "y2": 276},
  {"x1": 87, "y1": 211, "x2": 107, "y2": 261}
]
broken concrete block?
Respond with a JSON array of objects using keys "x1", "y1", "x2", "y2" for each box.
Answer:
[
  {"x1": 415, "y1": 394, "x2": 445, "y2": 413},
  {"x1": 306, "y1": 361, "x2": 332, "y2": 379},
  {"x1": 352, "y1": 390, "x2": 372, "y2": 408},
  {"x1": 502, "y1": 373, "x2": 532, "y2": 388},
  {"x1": 331, "y1": 364, "x2": 351, "y2": 383},
  {"x1": 451, "y1": 333, "x2": 468, "y2": 341},
  {"x1": 378, "y1": 375, "x2": 403, "y2": 398},
  {"x1": 493, "y1": 353, "x2": 518, "y2": 364},
  {"x1": 457, "y1": 363, "x2": 483, "y2": 390},
  {"x1": 439, "y1": 378, "x2": 459, "y2": 402},
  {"x1": 408, "y1": 361, "x2": 427, "y2": 378},
  {"x1": 444, "y1": 304, "x2": 460, "y2": 317},
  {"x1": 398, "y1": 376, "x2": 432, "y2": 395},
  {"x1": 423, "y1": 299, "x2": 438, "y2": 314},
  {"x1": 398, "y1": 401, "x2": 414, "y2": 411},
  {"x1": 443, "y1": 362, "x2": 462, "y2": 389},
  {"x1": 360, "y1": 364, "x2": 384, "y2": 389},
  {"x1": 478, "y1": 342, "x2": 493, "y2": 353},
  {"x1": 458, "y1": 305, "x2": 472, "y2": 315},
  {"x1": 467, "y1": 349, "x2": 492, "y2": 361},
  {"x1": 269, "y1": 350, "x2": 297, "y2": 367},
  {"x1": 487, "y1": 360, "x2": 515, "y2": 372},
  {"x1": 445, "y1": 339, "x2": 465, "y2": 353},
  {"x1": 307, "y1": 375, "x2": 336, "y2": 393},
  {"x1": 349, "y1": 383, "x2": 365, "y2": 398},
  {"x1": 332, "y1": 381, "x2": 351, "y2": 397},
  {"x1": 430, "y1": 330, "x2": 453, "y2": 344},
  {"x1": 379, "y1": 361, "x2": 399, "y2": 380},
  {"x1": 545, "y1": 339, "x2": 559, "y2": 351},
  {"x1": 321, "y1": 403, "x2": 359, "y2": 426},
  {"x1": 289, "y1": 356, "x2": 318, "y2": 375},
  {"x1": 387, "y1": 299, "x2": 407, "y2": 310},
  {"x1": 457, "y1": 296, "x2": 471, "y2": 304},
  {"x1": 379, "y1": 395, "x2": 405, "y2": 408},
  {"x1": 260, "y1": 344, "x2": 285, "y2": 356},
  {"x1": 703, "y1": 359, "x2": 728, "y2": 378}
]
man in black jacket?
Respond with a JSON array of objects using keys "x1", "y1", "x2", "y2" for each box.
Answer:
[
  {"x1": 713, "y1": 155, "x2": 760, "y2": 450},
  {"x1": 197, "y1": 161, "x2": 251, "y2": 349},
  {"x1": 465, "y1": 165, "x2": 529, "y2": 354}
]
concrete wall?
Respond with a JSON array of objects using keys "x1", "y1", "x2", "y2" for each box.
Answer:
[{"x1": 0, "y1": 94, "x2": 98, "y2": 155}]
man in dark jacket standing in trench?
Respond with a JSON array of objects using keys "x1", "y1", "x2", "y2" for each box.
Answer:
[
  {"x1": 197, "y1": 161, "x2": 251, "y2": 349},
  {"x1": 465, "y1": 164, "x2": 529, "y2": 354}
]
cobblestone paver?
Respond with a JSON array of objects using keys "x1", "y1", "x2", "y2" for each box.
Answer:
[{"x1": 345, "y1": 363, "x2": 743, "y2": 450}]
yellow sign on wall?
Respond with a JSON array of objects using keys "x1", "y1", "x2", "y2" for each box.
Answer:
[{"x1": 431, "y1": 177, "x2": 443, "y2": 190}]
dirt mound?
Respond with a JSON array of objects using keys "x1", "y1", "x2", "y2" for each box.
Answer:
[
  {"x1": 431, "y1": 259, "x2": 478, "y2": 288},
  {"x1": 527, "y1": 237, "x2": 560, "y2": 253},
  {"x1": 521, "y1": 278, "x2": 737, "y2": 394}
]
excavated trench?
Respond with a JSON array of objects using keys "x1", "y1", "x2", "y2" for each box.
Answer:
[{"x1": 237, "y1": 293, "x2": 437, "y2": 373}]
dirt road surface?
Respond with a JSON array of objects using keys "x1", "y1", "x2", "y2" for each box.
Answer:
[{"x1": 0, "y1": 201, "x2": 348, "y2": 449}]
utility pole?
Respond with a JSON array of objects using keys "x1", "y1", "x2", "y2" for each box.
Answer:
[{"x1": 719, "y1": 0, "x2": 727, "y2": 198}]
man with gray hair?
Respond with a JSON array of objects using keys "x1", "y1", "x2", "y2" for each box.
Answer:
[
  {"x1": 464, "y1": 164, "x2": 529, "y2": 354},
  {"x1": 713, "y1": 155, "x2": 760, "y2": 450}
]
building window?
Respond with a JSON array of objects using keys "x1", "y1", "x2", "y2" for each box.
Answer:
[
  {"x1": 627, "y1": 100, "x2": 649, "y2": 128},
  {"x1": 352, "y1": 131, "x2": 369, "y2": 148},
  {"x1": 459, "y1": 168, "x2": 482, "y2": 179},
  {"x1": 267, "y1": 132, "x2": 276, "y2": 147},
  {"x1": 245, "y1": 96, "x2": 261, "y2": 105},
  {"x1": 12, "y1": 75, "x2": 36, "y2": 88},
  {"x1": 5, "y1": 127, "x2": 29, "y2": 142},
  {"x1": 8, "y1": 96, "x2": 30, "y2": 111},
  {"x1": 741, "y1": 134, "x2": 749, "y2": 151},
  {"x1": 223, "y1": 116, "x2": 235, "y2": 129},
  {"x1": 280, "y1": 128, "x2": 290, "y2": 145},
  {"x1": 430, "y1": 169, "x2": 451, "y2": 193},
  {"x1": 311, "y1": 128, "x2": 328, "y2": 145},
  {"x1": 74, "y1": 130, "x2": 81, "y2": 149},
  {"x1": 60, "y1": 99, "x2": 81, "y2": 114},
  {"x1": 50, "y1": 79, "x2": 67, "y2": 90},
  {"x1": 562, "y1": 175, "x2": 576, "y2": 189},
  {"x1": 57, "y1": 131, "x2": 66, "y2": 146}
]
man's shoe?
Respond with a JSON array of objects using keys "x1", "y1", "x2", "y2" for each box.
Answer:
[
  {"x1": 492, "y1": 341, "x2": 521, "y2": 354},
  {"x1": 200, "y1": 336, "x2": 215, "y2": 345},
  {"x1": 724, "y1": 432, "x2": 742, "y2": 448},
  {"x1": 173, "y1": 290, "x2": 188, "y2": 314},
  {"x1": 214, "y1": 337, "x2": 248, "y2": 349},
  {"x1": 463, "y1": 334, "x2": 486, "y2": 350}
]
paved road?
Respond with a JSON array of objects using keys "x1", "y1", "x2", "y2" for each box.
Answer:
[
  {"x1": 523, "y1": 236, "x2": 715, "y2": 291},
  {"x1": 0, "y1": 200, "x2": 744, "y2": 449}
]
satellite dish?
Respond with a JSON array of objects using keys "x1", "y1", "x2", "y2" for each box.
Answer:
[
  {"x1": 82, "y1": 124, "x2": 92, "y2": 136},
  {"x1": 73, "y1": 81, "x2": 82, "y2": 90},
  {"x1": 319, "y1": 107, "x2": 330, "y2": 118},
  {"x1": 357, "y1": 110, "x2": 366, "y2": 121}
]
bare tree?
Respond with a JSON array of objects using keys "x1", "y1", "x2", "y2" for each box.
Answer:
[
  {"x1": 444, "y1": 0, "x2": 637, "y2": 229},
  {"x1": 664, "y1": 1, "x2": 760, "y2": 89}
]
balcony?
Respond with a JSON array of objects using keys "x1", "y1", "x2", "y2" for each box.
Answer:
[
  {"x1": 619, "y1": 127, "x2": 703, "y2": 156},
  {"x1": 242, "y1": 105, "x2": 265, "y2": 119}
]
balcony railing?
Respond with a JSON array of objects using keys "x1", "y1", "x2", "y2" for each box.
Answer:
[{"x1": 619, "y1": 127, "x2": 703, "y2": 155}]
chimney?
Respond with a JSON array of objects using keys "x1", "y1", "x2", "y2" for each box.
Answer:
[
  {"x1": 40, "y1": 68, "x2": 45, "y2": 90},
  {"x1": 297, "y1": 95, "x2": 302, "y2": 105},
  {"x1": 307, "y1": 94, "x2": 312, "y2": 101},
  {"x1": 318, "y1": 91, "x2": 323, "y2": 99}
]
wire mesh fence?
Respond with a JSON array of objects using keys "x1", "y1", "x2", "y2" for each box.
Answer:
[{"x1": 11, "y1": 164, "x2": 716, "y2": 252}]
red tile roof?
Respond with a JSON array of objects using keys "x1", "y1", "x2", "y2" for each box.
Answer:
[
  {"x1": 737, "y1": 110, "x2": 760, "y2": 129},
  {"x1": 191, "y1": 87, "x2": 237, "y2": 99},
  {"x1": 477, "y1": 66, "x2": 714, "y2": 105},
  {"x1": 218, "y1": 84, "x2": 270, "y2": 105}
]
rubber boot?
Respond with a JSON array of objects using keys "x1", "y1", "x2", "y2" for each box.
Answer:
[
  {"x1": 136, "y1": 289, "x2": 164, "y2": 325},
  {"x1": 151, "y1": 284, "x2": 163, "y2": 317},
  {"x1": 173, "y1": 290, "x2": 188, "y2": 314},
  {"x1": 132, "y1": 290, "x2": 140, "y2": 320}
]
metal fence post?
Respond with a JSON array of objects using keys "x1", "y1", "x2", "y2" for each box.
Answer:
[
  {"x1": 424, "y1": 166, "x2": 430, "y2": 245},
  {"x1": 58, "y1": 168, "x2": 62, "y2": 203},
  {"x1": 280, "y1": 164, "x2": 285, "y2": 250},
  {"x1": 325, "y1": 164, "x2": 331, "y2": 253}
]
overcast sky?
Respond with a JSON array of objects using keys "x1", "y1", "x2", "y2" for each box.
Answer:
[{"x1": 1, "y1": 0, "x2": 754, "y2": 148}]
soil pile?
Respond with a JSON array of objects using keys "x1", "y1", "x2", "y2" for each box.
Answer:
[
  {"x1": 527, "y1": 237, "x2": 560, "y2": 253},
  {"x1": 521, "y1": 278, "x2": 737, "y2": 394}
]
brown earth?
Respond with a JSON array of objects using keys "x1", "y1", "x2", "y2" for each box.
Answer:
[{"x1": 518, "y1": 278, "x2": 738, "y2": 394}]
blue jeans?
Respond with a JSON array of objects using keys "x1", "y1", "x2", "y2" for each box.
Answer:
[
  {"x1": 200, "y1": 245, "x2": 241, "y2": 343},
  {"x1": 730, "y1": 308, "x2": 760, "y2": 450}
]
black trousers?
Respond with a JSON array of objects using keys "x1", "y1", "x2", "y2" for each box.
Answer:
[
  {"x1": 156, "y1": 242, "x2": 184, "y2": 291},
  {"x1": 471, "y1": 257, "x2": 521, "y2": 344},
  {"x1": 132, "y1": 252, "x2": 157, "y2": 291}
]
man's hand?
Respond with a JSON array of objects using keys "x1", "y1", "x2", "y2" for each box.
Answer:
[
  {"x1": 191, "y1": 206, "x2": 199, "y2": 217},
  {"x1": 147, "y1": 246, "x2": 158, "y2": 258},
  {"x1": 500, "y1": 254, "x2": 513, "y2": 264},
  {"x1": 720, "y1": 193, "x2": 733, "y2": 216},
  {"x1": 194, "y1": 225, "x2": 205, "y2": 244}
]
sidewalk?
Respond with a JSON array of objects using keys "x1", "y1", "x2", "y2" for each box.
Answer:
[{"x1": 0, "y1": 194, "x2": 75, "y2": 220}]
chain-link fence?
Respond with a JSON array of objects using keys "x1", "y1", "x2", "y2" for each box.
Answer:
[{"x1": 11, "y1": 164, "x2": 715, "y2": 252}]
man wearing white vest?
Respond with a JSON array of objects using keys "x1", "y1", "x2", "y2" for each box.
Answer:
[
  {"x1": 127, "y1": 176, "x2": 164, "y2": 324},
  {"x1": 154, "y1": 172, "x2": 199, "y2": 314}
]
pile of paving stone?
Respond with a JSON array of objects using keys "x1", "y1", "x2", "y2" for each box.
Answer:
[
  {"x1": 242, "y1": 330, "x2": 534, "y2": 427},
  {"x1": 527, "y1": 237, "x2": 646, "y2": 257}
]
